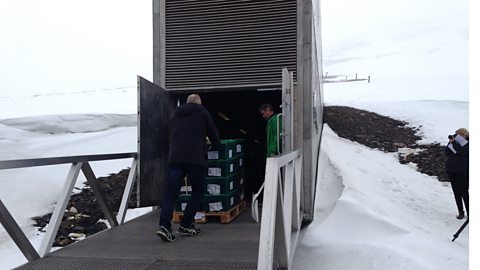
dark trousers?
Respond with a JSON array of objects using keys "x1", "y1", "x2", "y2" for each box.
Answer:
[
  {"x1": 159, "y1": 163, "x2": 207, "y2": 230},
  {"x1": 448, "y1": 173, "x2": 469, "y2": 216}
]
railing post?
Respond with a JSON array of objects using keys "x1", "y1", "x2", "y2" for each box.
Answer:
[
  {"x1": 257, "y1": 150, "x2": 303, "y2": 269},
  {"x1": 39, "y1": 162, "x2": 82, "y2": 257},
  {"x1": 274, "y1": 168, "x2": 288, "y2": 269},
  {"x1": 257, "y1": 158, "x2": 279, "y2": 270},
  {"x1": 81, "y1": 162, "x2": 119, "y2": 227},
  {"x1": 0, "y1": 199, "x2": 40, "y2": 261},
  {"x1": 292, "y1": 155, "x2": 303, "y2": 230},
  {"x1": 282, "y1": 161, "x2": 295, "y2": 256},
  {"x1": 117, "y1": 158, "x2": 138, "y2": 225}
]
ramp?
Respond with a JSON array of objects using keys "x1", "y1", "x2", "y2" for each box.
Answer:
[{"x1": 16, "y1": 209, "x2": 259, "y2": 270}]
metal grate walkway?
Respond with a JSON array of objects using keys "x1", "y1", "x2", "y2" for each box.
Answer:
[{"x1": 16, "y1": 209, "x2": 260, "y2": 270}]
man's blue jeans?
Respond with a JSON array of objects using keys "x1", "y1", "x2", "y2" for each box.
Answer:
[{"x1": 159, "y1": 163, "x2": 207, "y2": 230}]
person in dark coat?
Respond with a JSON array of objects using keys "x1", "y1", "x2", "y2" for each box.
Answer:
[
  {"x1": 156, "y1": 94, "x2": 220, "y2": 242},
  {"x1": 445, "y1": 128, "x2": 469, "y2": 219}
]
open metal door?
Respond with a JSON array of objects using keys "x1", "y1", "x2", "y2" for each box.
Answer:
[
  {"x1": 137, "y1": 76, "x2": 170, "y2": 207},
  {"x1": 282, "y1": 68, "x2": 294, "y2": 153}
]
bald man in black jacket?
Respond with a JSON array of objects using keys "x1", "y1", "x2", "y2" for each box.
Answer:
[{"x1": 157, "y1": 94, "x2": 220, "y2": 242}]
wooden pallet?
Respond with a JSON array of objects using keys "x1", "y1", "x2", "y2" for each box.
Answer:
[{"x1": 173, "y1": 201, "x2": 246, "y2": 224}]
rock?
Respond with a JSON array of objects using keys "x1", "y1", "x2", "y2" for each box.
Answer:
[
  {"x1": 68, "y1": 233, "x2": 86, "y2": 239},
  {"x1": 71, "y1": 226, "x2": 85, "y2": 233},
  {"x1": 324, "y1": 106, "x2": 450, "y2": 182},
  {"x1": 393, "y1": 142, "x2": 406, "y2": 148},
  {"x1": 32, "y1": 168, "x2": 138, "y2": 248},
  {"x1": 55, "y1": 236, "x2": 73, "y2": 247},
  {"x1": 324, "y1": 106, "x2": 421, "y2": 152}
]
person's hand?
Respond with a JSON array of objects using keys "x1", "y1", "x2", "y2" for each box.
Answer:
[{"x1": 206, "y1": 137, "x2": 212, "y2": 150}]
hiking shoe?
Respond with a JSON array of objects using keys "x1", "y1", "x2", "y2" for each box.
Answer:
[
  {"x1": 177, "y1": 224, "x2": 202, "y2": 236},
  {"x1": 156, "y1": 226, "x2": 176, "y2": 242}
]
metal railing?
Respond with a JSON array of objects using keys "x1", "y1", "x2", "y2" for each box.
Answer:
[
  {"x1": 257, "y1": 149, "x2": 303, "y2": 270},
  {"x1": 0, "y1": 153, "x2": 138, "y2": 260}
]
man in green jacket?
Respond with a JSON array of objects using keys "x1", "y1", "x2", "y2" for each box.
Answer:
[{"x1": 259, "y1": 104, "x2": 282, "y2": 157}]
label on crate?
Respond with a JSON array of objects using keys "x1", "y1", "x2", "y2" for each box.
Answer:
[
  {"x1": 208, "y1": 167, "x2": 222, "y2": 177},
  {"x1": 208, "y1": 151, "x2": 219, "y2": 159},
  {"x1": 207, "y1": 184, "x2": 221, "y2": 195},
  {"x1": 209, "y1": 202, "x2": 223, "y2": 211},
  {"x1": 181, "y1": 203, "x2": 187, "y2": 211},
  {"x1": 239, "y1": 158, "x2": 243, "y2": 167},
  {"x1": 240, "y1": 178, "x2": 244, "y2": 185},
  {"x1": 237, "y1": 144, "x2": 242, "y2": 153},
  {"x1": 241, "y1": 193, "x2": 244, "y2": 201},
  {"x1": 230, "y1": 181, "x2": 234, "y2": 190},
  {"x1": 228, "y1": 150, "x2": 233, "y2": 158},
  {"x1": 194, "y1": 212, "x2": 205, "y2": 220},
  {"x1": 229, "y1": 164, "x2": 233, "y2": 173},
  {"x1": 230, "y1": 197, "x2": 234, "y2": 206},
  {"x1": 180, "y1": 185, "x2": 192, "y2": 193}
]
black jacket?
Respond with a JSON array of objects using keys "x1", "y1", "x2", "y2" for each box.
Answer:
[
  {"x1": 445, "y1": 137, "x2": 469, "y2": 176},
  {"x1": 168, "y1": 103, "x2": 220, "y2": 167}
]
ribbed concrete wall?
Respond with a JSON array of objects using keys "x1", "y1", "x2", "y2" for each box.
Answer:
[{"x1": 159, "y1": 0, "x2": 297, "y2": 90}]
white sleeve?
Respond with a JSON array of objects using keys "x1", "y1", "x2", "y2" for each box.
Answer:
[{"x1": 448, "y1": 143, "x2": 457, "y2": 154}]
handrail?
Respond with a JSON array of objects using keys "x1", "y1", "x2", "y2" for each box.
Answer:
[
  {"x1": 0, "y1": 152, "x2": 139, "y2": 261},
  {"x1": 0, "y1": 152, "x2": 137, "y2": 170},
  {"x1": 257, "y1": 149, "x2": 303, "y2": 270}
]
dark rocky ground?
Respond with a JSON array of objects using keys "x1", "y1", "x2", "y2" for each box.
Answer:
[
  {"x1": 33, "y1": 168, "x2": 137, "y2": 247},
  {"x1": 33, "y1": 105, "x2": 449, "y2": 247},
  {"x1": 323, "y1": 106, "x2": 449, "y2": 182}
]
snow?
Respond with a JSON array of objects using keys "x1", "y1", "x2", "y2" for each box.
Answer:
[
  {"x1": 292, "y1": 126, "x2": 468, "y2": 270},
  {"x1": 0, "y1": 0, "x2": 474, "y2": 269},
  {"x1": 290, "y1": 0, "x2": 471, "y2": 269},
  {"x1": 0, "y1": 95, "x2": 139, "y2": 268}
]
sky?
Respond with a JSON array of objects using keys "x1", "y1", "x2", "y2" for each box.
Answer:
[
  {"x1": 0, "y1": 0, "x2": 474, "y2": 99},
  {"x1": 0, "y1": 0, "x2": 477, "y2": 269},
  {"x1": 0, "y1": 0, "x2": 152, "y2": 98}
]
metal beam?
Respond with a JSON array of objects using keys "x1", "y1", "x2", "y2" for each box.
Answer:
[
  {"x1": 274, "y1": 171, "x2": 288, "y2": 268},
  {"x1": 81, "y1": 162, "x2": 119, "y2": 227},
  {"x1": 0, "y1": 199, "x2": 40, "y2": 261},
  {"x1": 0, "y1": 153, "x2": 137, "y2": 170},
  {"x1": 117, "y1": 159, "x2": 138, "y2": 225},
  {"x1": 39, "y1": 163, "x2": 82, "y2": 257},
  {"x1": 257, "y1": 158, "x2": 279, "y2": 270},
  {"x1": 153, "y1": 0, "x2": 165, "y2": 87}
]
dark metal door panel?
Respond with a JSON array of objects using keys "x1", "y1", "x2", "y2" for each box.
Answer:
[{"x1": 137, "y1": 76, "x2": 170, "y2": 207}]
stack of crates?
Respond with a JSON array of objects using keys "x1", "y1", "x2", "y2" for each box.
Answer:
[
  {"x1": 235, "y1": 139, "x2": 246, "y2": 205},
  {"x1": 174, "y1": 177, "x2": 192, "y2": 212},
  {"x1": 174, "y1": 139, "x2": 246, "y2": 213}
]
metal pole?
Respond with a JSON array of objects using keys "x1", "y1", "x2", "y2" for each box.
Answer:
[
  {"x1": 117, "y1": 158, "x2": 138, "y2": 225},
  {"x1": 0, "y1": 199, "x2": 40, "y2": 261},
  {"x1": 81, "y1": 162, "x2": 119, "y2": 227},
  {"x1": 257, "y1": 158, "x2": 279, "y2": 270},
  {"x1": 39, "y1": 163, "x2": 82, "y2": 257},
  {"x1": 452, "y1": 218, "x2": 469, "y2": 242}
]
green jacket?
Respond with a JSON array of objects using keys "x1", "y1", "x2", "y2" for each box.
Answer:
[{"x1": 266, "y1": 114, "x2": 282, "y2": 157}]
